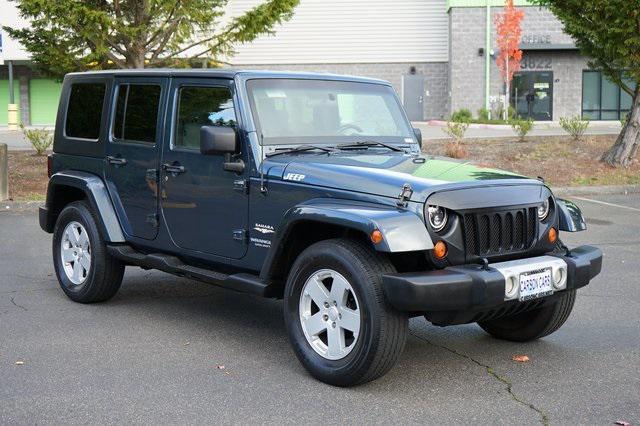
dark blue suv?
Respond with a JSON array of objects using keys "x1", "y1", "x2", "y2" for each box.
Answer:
[{"x1": 40, "y1": 70, "x2": 602, "y2": 386}]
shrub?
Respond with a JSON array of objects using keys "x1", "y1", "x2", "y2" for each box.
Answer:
[
  {"x1": 560, "y1": 116, "x2": 589, "y2": 141},
  {"x1": 443, "y1": 120, "x2": 469, "y2": 144},
  {"x1": 510, "y1": 117, "x2": 534, "y2": 141},
  {"x1": 20, "y1": 124, "x2": 53, "y2": 155},
  {"x1": 496, "y1": 104, "x2": 517, "y2": 120},
  {"x1": 443, "y1": 120, "x2": 469, "y2": 159},
  {"x1": 451, "y1": 108, "x2": 472, "y2": 122},
  {"x1": 477, "y1": 108, "x2": 490, "y2": 122},
  {"x1": 444, "y1": 141, "x2": 468, "y2": 159}
]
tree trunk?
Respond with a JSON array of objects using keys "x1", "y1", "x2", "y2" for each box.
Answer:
[{"x1": 601, "y1": 86, "x2": 640, "y2": 167}]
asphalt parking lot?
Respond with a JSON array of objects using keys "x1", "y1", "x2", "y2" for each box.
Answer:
[{"x1": 1, "y1": 193, "x2": 638, "y2": 424}]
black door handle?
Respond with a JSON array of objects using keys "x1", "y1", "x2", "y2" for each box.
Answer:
[
  {"x1": 163, "y1": 163, "x2": 186, "y2": 174},
  {"x1": 107, "y1": 156, "x2": 127, "y2": 166}
]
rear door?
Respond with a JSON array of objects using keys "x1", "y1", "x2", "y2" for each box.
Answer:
[
  {"x1": 160, "y1": 77, "x2": 249, "y2": 259},
  {"x1": 105, "y1": 77, "x2": 168, "y2": 240}
]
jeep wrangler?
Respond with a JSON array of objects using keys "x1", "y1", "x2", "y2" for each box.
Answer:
[{"x1": 40, "y1": 70, "x2": 602, "y2": 386}]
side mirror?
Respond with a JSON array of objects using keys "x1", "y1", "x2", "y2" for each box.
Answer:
[
  {"x1": 200, "y1": 125, "x2": 237, "y2": 155},
  {"x1": 413, "y1": 127, "x2": 423, "y2": 148}
]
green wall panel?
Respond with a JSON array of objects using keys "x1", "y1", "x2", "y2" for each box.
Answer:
[
  {"x1": 0, "y1": 80, "x2": 21, "y2": 125},
  {"x1": 29, "y1": 79, "x2": 63, "y2": 125}
]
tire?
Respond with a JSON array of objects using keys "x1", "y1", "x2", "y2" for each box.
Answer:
[
  {"x1": 52, "y1": 201, "x2": 125, "y2": 303},
  {"x1": 283, "y1": 238, "x2": 408, "y2": 386},
  {"x1": 478, "y1": 290, "x2": 576, "y2": 342}
]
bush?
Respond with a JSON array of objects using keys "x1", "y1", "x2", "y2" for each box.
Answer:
[
  {"x1": 477, "y1": 108, "x2": 490, "y2": 121},
  {"x1": 559, "y1": 116, "x2": 589, "y2": 141},
  {"x1": 510, "y1": 117, "x2": 534, "y2": 141},
  {"x1": 496, "y1": 104, "x2": 517, "y2": 121},
  {"x1": 451, "y1": 108, "x2": 472, "y2": 122},
  {"x1": 444, "y1": 141, "x2": 468, "y2": 159},
  {"x1": 20, "y1": 124, "x2": 53, "y2": 155},
  {"x1": 443, "y1": 120, "x2": 469, "y2": 159},
  {"x1": 443, "y1": 120, "x2": 469, "y2": 144}
]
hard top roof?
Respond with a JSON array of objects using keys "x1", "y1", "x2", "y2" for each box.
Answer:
[{"x1": 65, "y1": 69, "x2": 389, "y2": 85}]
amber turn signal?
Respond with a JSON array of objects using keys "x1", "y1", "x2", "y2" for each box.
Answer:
[
  {"x1": 433, "y1": 240, "x2": 448, "y2": 259},
  {"x1": 548, "y1": 227, "x2": 558, "y2": 244},
  {"x1": 370, "y1": 229, "x2": 384, "y2": 244}
]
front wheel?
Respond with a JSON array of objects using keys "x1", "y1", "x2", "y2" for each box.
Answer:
[
  {"x1": 284, "y1": 239, "x2": 408, "y2": 386},
  {"x1": 478, "y1": 290, "x2": 576, "y2": 342}
]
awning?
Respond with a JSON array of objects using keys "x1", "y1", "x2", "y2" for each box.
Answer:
[{"x1": 519, "y1": 43, "x2": 579, "y2": 52}]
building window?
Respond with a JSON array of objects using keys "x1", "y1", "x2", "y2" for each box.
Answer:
[{"x1": 582, "y1": 71, "x2": 636, "y2": 120}]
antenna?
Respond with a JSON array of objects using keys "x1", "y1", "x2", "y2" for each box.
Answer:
[{"x1": 259, "y1": 132, "x2": 267, "y2": 194}]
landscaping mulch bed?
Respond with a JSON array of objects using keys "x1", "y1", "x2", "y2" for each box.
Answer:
[
  {"x1": 7, "y1": 150, "x2": 49, "y2": 201},
  {"x1": 423, "y1": 134, "x2": 640, "y2": 187},
  {"x1": 5, "y1": 135, "x2": 638, "y2": 201}
]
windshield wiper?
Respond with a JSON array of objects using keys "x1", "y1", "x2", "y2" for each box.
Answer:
[
  {"x1": 265, "y1": 144, "x2": 336, "y2": 158},
  {"x1": 336, "y1": 141, "x2": 404, "y2": 152}
]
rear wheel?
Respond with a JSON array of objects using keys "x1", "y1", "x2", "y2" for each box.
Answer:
[
  {"x1": 478, "y1": 290, "x2": 576, "y2": 342},
  {"x1": 284, "y1": 238, "x2": 408, "y2": 386},
  {"x1": 52, "y1": 201, "x2": 125, "y2": 303}
]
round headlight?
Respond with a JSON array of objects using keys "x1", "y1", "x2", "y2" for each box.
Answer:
[
  {"x1": 537, "y1": 198, "x2": 550, "y2": 220},
  {"x1": 427, "y1": 205, "x2": 448, "y2": 232}
]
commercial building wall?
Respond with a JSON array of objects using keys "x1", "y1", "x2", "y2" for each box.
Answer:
[
  {"x1": 449, "y1": 5, "x2": 587, "y2": 119},
  {"x1": 235, "y1": 62, "x2": 449, "y2": 120}
]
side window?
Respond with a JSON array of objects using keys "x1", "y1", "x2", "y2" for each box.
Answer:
[
  {"x1": 113, "y1": 84, "x2": 161, "y2": 143},
  {"x1": 175, "y1": 86, "x2": 236, "y2": 150},
  {"x1": 65, "y1": 82, "x2": 106, "y2": 140}
]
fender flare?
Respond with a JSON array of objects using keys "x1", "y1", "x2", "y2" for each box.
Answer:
[
  {"x1": 556, "y1": 198, "x2": 587, "y2": 232},
  {"x1": 41, "y1": 171, "x2": 125, "y2": 242},
  {"x1": 260, "y1": 199, "x2": 433, "y2": 280}
]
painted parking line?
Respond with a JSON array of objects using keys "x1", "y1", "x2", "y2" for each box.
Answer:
[{"x1": 571, "y1": 196, "x2": 640, "y2": 212}]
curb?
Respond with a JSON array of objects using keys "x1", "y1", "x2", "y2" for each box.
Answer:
[
  {"x1": 551, "y1": 185, "x2": 640, "y2": 197},
  {"x1": 1, "y1": 201, "x2": 42, "y2": 212}
]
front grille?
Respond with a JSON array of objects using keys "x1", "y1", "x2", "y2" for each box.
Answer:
[{"x1": 463, "y1": 207, "x2": 537, "y2": 257}]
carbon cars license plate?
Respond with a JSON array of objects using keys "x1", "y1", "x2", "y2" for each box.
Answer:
[{"x1": 519, "y1": 268, "x2": 553, "y2": 301}]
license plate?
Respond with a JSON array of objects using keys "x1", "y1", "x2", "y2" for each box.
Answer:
[{"x1": 519, "y1": 268, "x2": 553, "y2": 301}]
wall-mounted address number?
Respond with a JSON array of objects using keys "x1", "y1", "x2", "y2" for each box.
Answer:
[{"x1": 521, "y1": 57, "x2": 552, "y2": 70}]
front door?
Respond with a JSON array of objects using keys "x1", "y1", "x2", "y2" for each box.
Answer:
[
  {"x1": 511, "y1": 71, "x2": 553, "y2": 121},
  {"x1": 402, "y1": 74, "x2": 424, "y2": 121},
  {"x1": 105, "y1": 77, "x2": 167, "y2": 240},
  {"x1": 160, "y1": 78, "x2": 249, "y2": 259}
]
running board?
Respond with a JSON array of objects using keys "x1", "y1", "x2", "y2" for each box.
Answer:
[{"x1": 107, "y1": 245, "x2": 276, "y2": 297}]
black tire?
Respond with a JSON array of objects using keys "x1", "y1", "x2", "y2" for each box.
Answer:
[
  {"x1": 52, "y1": 201, "x2": 125, "y2": 303},
  {"x1": 284, "y1": 238, "x2": 408, "y2": 386},
  {"x1": 478, "y1": 290, "x2": 576, "y2": 342}
]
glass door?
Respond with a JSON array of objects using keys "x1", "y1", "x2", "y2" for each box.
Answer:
[{"x1": 511, "y1": 72, "x2": 553, "y2": 121}]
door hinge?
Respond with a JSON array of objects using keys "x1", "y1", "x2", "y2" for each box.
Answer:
[
  {"x1": 232, "y1": 229, "x2": 248, "y2": 242},
  {"x1": 233, "y1": 179, "x2": 249, "y2": 194},
  {"x1": 146, "y1": 213, "x2": 159, "y2": 228}
]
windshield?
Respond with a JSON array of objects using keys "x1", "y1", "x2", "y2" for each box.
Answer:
[{"x1": 246, "y1": 78, "x2": 414, "y2": 146}]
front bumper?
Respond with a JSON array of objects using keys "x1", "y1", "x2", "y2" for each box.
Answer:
[{"x1": 382, "y1": 245, "x2": 602, "y2": 318}]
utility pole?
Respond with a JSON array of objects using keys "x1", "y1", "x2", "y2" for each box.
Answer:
[
  {"x1": 485, "y1": 0, "x2": 491, "y2": 119},
  {"x1": 7, "y1": 60, "x2": 18, "y2": 131}
]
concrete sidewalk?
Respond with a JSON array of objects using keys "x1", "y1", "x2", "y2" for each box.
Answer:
[{"x1": 414, "y1": 120, "x2": 621, "y2": 140}]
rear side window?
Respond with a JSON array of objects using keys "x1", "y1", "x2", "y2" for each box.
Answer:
[
  {"x1": 113, "y1": 84, "x2": 161, "y2": 143},
  {"x1": 175, "y1": 86, "x2": 236, "y2": 150},
  {"x1": 65, "y1": 82, "x2": 106, "y2": 140}
]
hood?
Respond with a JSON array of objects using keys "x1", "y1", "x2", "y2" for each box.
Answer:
[{"x1": 265, "y1": 152, "x2": 543, "y2": 203}]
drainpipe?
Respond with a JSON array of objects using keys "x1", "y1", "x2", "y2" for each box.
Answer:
[{"x1": 485, "y1": 0, "x2": 491, "y2": 118}]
